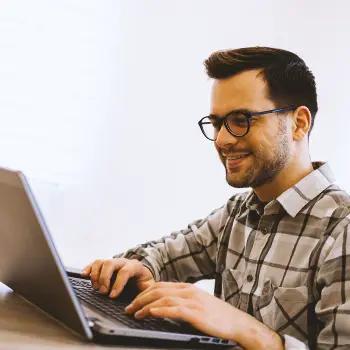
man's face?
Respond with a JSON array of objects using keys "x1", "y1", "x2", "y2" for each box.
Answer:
[{"x1": 211, "y1": 70, "x2": 292, "y2": 188}]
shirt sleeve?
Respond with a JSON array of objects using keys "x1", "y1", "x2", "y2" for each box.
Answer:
[
  {"x1": 113, "y1": 198, "x2": 235, "y2": 283},
  {"x1": 313, "y1": 221, "x2": 350, "y2": 349}
]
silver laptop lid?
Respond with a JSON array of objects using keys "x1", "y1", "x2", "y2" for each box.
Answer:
[{"x1": 0, "y1": 167, "x2": 93, "y2": 340}]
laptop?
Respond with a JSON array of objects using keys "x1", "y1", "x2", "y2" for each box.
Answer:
[{"x1": 0, "y1": 167, "x2": 235, "y2": 348}]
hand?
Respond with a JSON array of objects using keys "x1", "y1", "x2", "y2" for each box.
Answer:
[
  {"x1": 125, "y1": 282, "x2": 284, "y2": 350},
  {"x1": 82, "y1": 258, "x2": 155, "y2": 298}
]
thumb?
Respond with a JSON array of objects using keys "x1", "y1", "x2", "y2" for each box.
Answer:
[{"x1": 137, "y1": 279, "x2": 155, "y2": 292}]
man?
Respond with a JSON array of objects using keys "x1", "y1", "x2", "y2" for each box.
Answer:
[{"x1": 82, "y1": 47, "x2": 350, "y2": 349}]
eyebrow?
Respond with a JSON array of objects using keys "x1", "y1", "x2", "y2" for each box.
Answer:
[{"x1": 208, "y1": 108, "x2": 260, "y2": 118}]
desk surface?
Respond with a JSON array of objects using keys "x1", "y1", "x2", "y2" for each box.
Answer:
[{"x1": 0, "y1": 282, "x2": 190, "y2": 350}]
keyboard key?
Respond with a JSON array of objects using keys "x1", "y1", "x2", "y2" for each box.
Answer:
[{"x1": 68, "y1": 277, "x2": 202, "y2": 335}]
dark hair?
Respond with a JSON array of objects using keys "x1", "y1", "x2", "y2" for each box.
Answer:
[{"x1": 204, "y1": 47, "x2": 318, "y2": 135}]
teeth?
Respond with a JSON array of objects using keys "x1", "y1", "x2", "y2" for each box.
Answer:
[{"x1": 227, "y1": 154, "x2": 250, "y2": 160}]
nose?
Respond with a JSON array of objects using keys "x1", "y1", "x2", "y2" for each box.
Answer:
[{"x1": 215, "y1": 124, "x2": 239, "y2": 149}]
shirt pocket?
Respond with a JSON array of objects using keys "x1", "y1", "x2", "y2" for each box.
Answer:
[
  {"x1": 256, "y1": 279, "x2": 308, "y2": 338},
  {"x1": 221, "y1": 268, "x2": 244, "y2": 307}
]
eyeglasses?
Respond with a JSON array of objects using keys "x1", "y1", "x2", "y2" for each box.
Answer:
[{"x1": 198, "y1": 105, "x2": 297, "y2": 141}]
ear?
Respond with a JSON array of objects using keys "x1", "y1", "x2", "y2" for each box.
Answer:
[{"x1": 292, "y1": 106, "x2": 311, "y2": 141}]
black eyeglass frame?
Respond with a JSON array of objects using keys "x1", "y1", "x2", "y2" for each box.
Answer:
[{"x1": 198, "y1": 105, "x2": 298, "y2": 141}]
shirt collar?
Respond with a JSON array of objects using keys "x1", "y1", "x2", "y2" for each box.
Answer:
[
  {"x1": 245, "y1": 162, "x2": 335, "y2": 218},
  {"x1": 277, "y1": 162, "x2": 335, "y2": 217},
  {"x1": 245, "y1": 191, "x2": 266, "y2": 216}
]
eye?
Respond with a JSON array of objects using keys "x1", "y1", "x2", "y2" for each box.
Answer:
[
  {"x1": 227, "y1": 113, "x2": 247, "y2": 126},
  {"x1": 212, "y1": 122, "x2": 222, "y2": 130},
  {"x1": 208, "y1": 118, "x2": 223, "y2": 130}
]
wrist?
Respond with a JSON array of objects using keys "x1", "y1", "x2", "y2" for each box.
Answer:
[{"x1": 232, "y1": 313, "x2": 284, "y2": 350}]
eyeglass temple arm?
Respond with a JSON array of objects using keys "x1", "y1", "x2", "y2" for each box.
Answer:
[{"x1": 250, "y1": 105, "x2": 297, "y2": 117}]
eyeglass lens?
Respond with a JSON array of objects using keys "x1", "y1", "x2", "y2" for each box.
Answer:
[{"x1": 202, "y1": 112, "x2": 249, "y2": 140}]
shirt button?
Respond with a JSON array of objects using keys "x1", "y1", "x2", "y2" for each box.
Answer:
[
  {"x1": 261, "y1": 228, "x2": 268, "y2": 234},
  {"x1": 247, "y1": 274, "x2": 253, "y2": 282}
]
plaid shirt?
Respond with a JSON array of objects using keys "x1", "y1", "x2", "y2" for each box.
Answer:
[{"x1": 116, "y1": 162, "x2": 350, "y2": 349}]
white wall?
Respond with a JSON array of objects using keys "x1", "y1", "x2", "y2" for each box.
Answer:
[{"x1": 1, "y1": 0, "x2": 350, "y2": 293}]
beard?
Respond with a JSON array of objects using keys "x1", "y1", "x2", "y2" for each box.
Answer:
[{"x1": 224, "y1": 119, "x2": 290, "y2": 188}]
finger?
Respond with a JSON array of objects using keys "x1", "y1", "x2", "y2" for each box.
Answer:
[
  {"x1": 150, "y1": 306, "x2": 203, "y2": 327},
  {"x1": 90, "y1": 260, "x2": 104, "y2": 289},
  {"x1": 126, "y1": 287, "x2": 188, "y2": 314},
  {"x1": 133, "y1": 282, "x2": 192, "y2": 305},
  {"x1": 109, "y1": 260, "x2": 141, "y2": 298},
  {"x1": 98, "y1": 260, "x2": 120, "y2": 294},
  {"x1": 150, "y1": 307, "x2": 223, "y2": 338},
  {"x1": 134, "y1": 296, "x2": 200, "y2": 319},
  {"x1": 81, "y1": 264, "x2": 92, "y2": 276},
  {"x1": 136, "y1": 282, "x2": 188, "y2": 299}
]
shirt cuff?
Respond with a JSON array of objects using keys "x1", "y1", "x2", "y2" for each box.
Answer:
[
  {"x1": 112, "y1": 252, "x2": 160, "y2": 281},
  {"x1": 139, "y1": 256, "x2": 160, "y2": 281}
]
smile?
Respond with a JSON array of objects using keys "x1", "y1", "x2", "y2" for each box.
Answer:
[
  {"x1": 226, "y1": 154, "x2": 251, "y2": 160},
  {"x1": 226, "y1": 153, "x2": 251, "y2": 167}
]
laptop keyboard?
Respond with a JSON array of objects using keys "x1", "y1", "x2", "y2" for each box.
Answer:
[{"x1": 69, "y1": 277, "x2": 202, "y2": 335}]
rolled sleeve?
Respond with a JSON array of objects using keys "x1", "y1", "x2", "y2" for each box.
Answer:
[{"x1": 113, "y1": 200, "x2": 235, "y2": 283}]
